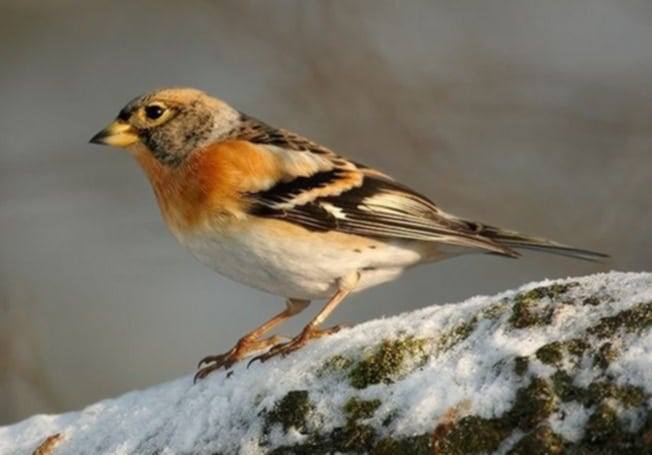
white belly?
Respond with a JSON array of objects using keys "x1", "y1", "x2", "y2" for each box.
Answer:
[{"x1": 172, "y1": 219, "x2": 427, "y2": 300}]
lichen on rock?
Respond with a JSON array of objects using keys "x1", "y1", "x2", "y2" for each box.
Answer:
[
  {"x1": 507, "y1": 424, "x2": 564, "y2": 455},
  {"x1": 264, "y1": 390, "x2": 314, "y2": 433},
  {"x1": 348, "y1": 336, "x2": 428, "y2": 389},
  {"x1": 343, "y1": 397, "x2": 381, "y2": 421},
  {"x1": 509, "y1": 282, "x2": 578, "y2": 329},
  {"x1": 2, "y1": 272, "x2": 651, "y2": 455},
  {"x1": 587, "y1": 300, "x2": 652, "y2": 339},
  {"x1": 511, "y1": 378, "x2": 558, "y2": 430},
  {"x1": 513, "y1": 356, "x2": 530, "y2": 376}
]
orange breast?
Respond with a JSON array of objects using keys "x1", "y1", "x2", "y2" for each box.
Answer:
[{"x1": 132, "y1": 140, "x2": 282, "y2": 233}]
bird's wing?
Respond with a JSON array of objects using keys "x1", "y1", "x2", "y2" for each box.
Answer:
[{"x1": 235, "y1": 115, "x2": 516, "y2": 256}]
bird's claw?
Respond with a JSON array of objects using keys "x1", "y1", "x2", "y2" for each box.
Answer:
[
  {"x1": 247, "y1": 324, "x2": 344, "y2": 367},
  {"x1": 247, "y1": 340, "x2": 300, "y2": 366},
  {"x1": 197, "y1": 353, "x2": 228, "y2": 369},
  {"x1": 194, "y1": 363, "x2": 223, "y2": 383},
  {"x1": 194, "y1": 334, "x2": 286, "y2": 383}
]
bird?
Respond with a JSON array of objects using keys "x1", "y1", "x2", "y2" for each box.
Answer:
[{"x1": 90, "y1": 87, "x2": 607, "y2": 381}]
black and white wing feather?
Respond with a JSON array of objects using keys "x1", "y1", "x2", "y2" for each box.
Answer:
[
  {"x1": 236, "y1": 116, "x2": 607, "y2": 261},
  {"x1": 247, "y1": 169, "x2": 517, "y2": 256}
]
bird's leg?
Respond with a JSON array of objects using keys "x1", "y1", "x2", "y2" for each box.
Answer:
[
  {"x1": 194, "y1": 298, "x2": 309, "y2": 382},
  {"x1": 250, "y1": 273, "x2": 359, "y2": 365}
]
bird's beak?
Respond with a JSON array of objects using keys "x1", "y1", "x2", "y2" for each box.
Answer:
[{"x1": 89, "y1": 120, "x2": 139, "y2": 147}]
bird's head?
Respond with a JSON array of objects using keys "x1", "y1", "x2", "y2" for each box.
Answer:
[{"x1": 90, "y1": 87, "x2": 240, "y2": 165}]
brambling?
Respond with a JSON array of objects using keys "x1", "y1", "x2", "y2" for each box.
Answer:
[{"x1": 90, "y1": 87, "x2": 606, "y2": 381}]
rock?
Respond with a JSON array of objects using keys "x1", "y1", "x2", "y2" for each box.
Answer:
[{"x1": 1, "y1": 272, "x2": 651, "y2": 454}]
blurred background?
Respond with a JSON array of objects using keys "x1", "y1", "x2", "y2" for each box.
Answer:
[{"x1": 1, "y1": 0, "x2": 651, "y2": 425}]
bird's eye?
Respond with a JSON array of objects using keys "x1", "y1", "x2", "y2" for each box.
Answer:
[{"x1": 144, "y1": 104, "x2": 165, "y2": 120}]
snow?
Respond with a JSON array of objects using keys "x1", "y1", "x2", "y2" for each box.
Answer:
[{"x1": 1, "y1": 271, "x2": 650, "y2": 454}]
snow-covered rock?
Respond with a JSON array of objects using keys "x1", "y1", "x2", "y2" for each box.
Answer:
[{"x1": 1, "y1": 272, "x2": 651, "y2": 455}]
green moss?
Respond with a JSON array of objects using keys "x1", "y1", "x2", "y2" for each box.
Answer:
[
  {"x1": 534, "y1": 338, "x2": 589, "y2": 368},
  {"x1": 265, "y1": 287, "x2": 652, "y2": 454},
  {"x1": 348, "y1": 337, "x2": 428, "y2": 389},
  {"x1": 509, "y1": 298, "x2": 551, "y2": 329},
  {"x1": 269, "y1": 409, "x2": 378, "y2": 454},
  {"x1": 372, "y1": 434, "x2": 434, "y2": 455},
  {"x1": 533, "y1": 283, "x2": 578, "y2": 298},
  {"x1": 482, "y1": 301, "x2": 509, "y2": 319},
  {"x1": 265, "y1": 390, "x2": 313, "y2": 433},
  {"x1": 587, "y1": 301, "x2": 652, "y2": 339},
  {"x1": 567, "y1": 408, "x2": 652, "y2": 454},
  {"x1": 437, "y1": 318, "x2": 477, "y2": 352},
  {"x1": 536, "y1": 341, "x2": 564, "y2": 366},
  {"x1": 550, "y1": 372, "x2": 647, "y2": 410},
  {"x1": 317, "y1": 354, "x2": 353, "y2": 376},
  {"x1": 269, "y1": 424, "x2": 377, "y2": 454},
  {"x1": 273, "y1": 374, "x2": 567, "y2": 454},
  {"x1": 586, "y1": 381, "x2": 646, "y2": 408},
  {"x1": 271, "y1": 429, "x2": 436, "y2": 455},
  {"x1": 563, "y1": 338, "x2": 590, "y2": 359},
  {"x1": 593, "y1": 342, "x2": 618, "y2": 369},
  {"x1": 514, "y1": 356, "x2": 530, "y2": 376},
  {"x1": 509, "y1": 378, "x2": 557, "y2": 430},
  {"x1": 551, "y1": 370, "x2": 585, "y2": 403},
  {"x1": 582, "y1": 296, "x2": 602, "y2": 306},
  {"x1": 584, "y1": 403, "x2": 621, "y2": 444},
  {"x1": 268, "y1": 389, "x2": 414, "y2": 453},
  {"x1": 268, "y1": 439, "x2": 327, "y2": 455},
  {"x1": 426, "y1": 377, "x2": 560, "y2": 454},
  {"x1": 435, "y1": 415, "x2": 511, "y2": 454},
  {"x1": 328, "y1": 424, "x2": 377, "y2": 452},
  {"x1": 531, "y1": 337, "x2": 591, "y2": 369},
  {"x1": 426, "y1": 371, "x2": 646, "y2": 455},
  {"x1": 507, "y1": 424, "x2": 565, "y2": 454},
  {"x1": 509, "y1": 283, "x2": 578, "y2": 329},
  {"x1": 268, "y1": 445, "x2": 313, "y2": 455},
  {"x1": 344, "y1": 397, "x2": 381, "y2": 421}
]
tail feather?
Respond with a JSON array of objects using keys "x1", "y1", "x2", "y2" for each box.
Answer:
[{"x1": 474, "y1": 225, "x2": 609, "y2": 262}]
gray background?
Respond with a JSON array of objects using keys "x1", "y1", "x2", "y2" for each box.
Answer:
[{"x1": 1, "y1": 0, "x2": 651, "y2": 425}]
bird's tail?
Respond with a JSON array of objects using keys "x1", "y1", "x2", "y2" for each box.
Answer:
[{"x1": 474, "y1": 224, "x2": 609, "y2": 262}]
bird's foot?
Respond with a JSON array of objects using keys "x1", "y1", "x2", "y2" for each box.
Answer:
[
  {"x1": 248, "y1": 324, "x2": 343, "y2": 366},
  {"x1": 194, "y1": 334, "x2": 286, "y2": 382}
]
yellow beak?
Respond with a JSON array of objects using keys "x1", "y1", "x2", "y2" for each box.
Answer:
[{"x1": 89, "y1": 120, "x2": 139, "y2": 147}]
